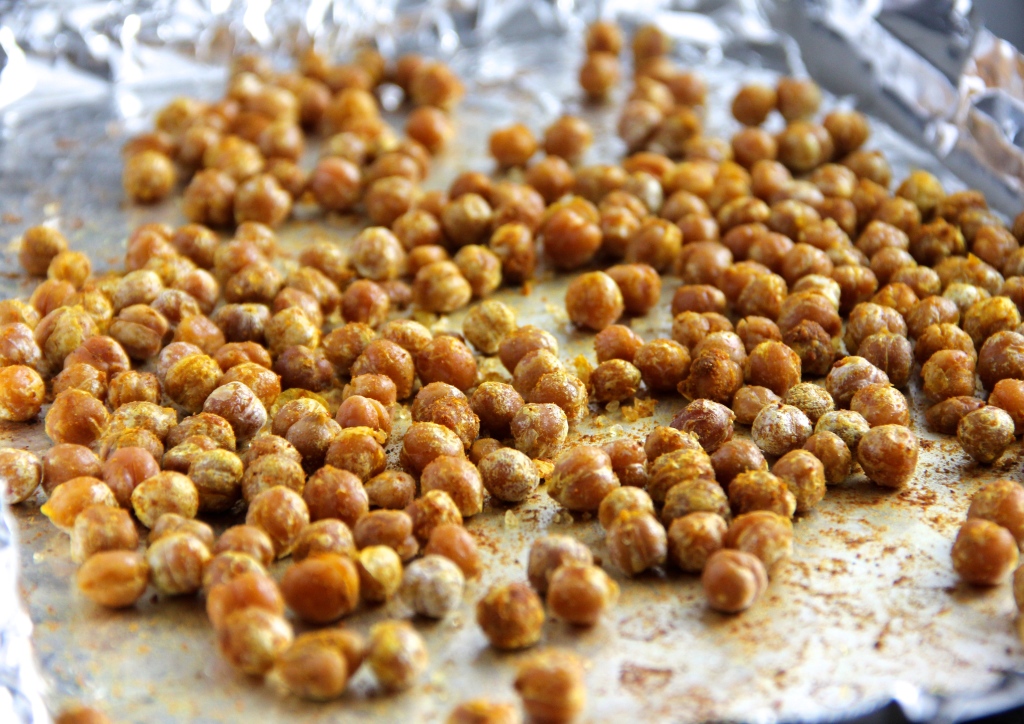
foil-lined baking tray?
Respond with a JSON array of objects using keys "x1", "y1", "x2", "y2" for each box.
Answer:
[{"x1": 0, "y1": 1, "x2": 1023, "y2": 722}]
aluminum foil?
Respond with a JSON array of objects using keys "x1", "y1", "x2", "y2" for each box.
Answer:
[{"x1": 0, "y1": 1, "x2": 1023, "y2": 723}]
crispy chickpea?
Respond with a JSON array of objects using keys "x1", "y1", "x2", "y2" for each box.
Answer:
[
  {"x1": 743, "y1": 340, "x2": 801, "y2": 397},
  {"x1": 76, "y1": 550, "x2": 150, "y2": 608},
  {"x1": 731, "y1": 385, "x2": 781, "y2": 426},
  {"x1": 490, "y1": 124, "x2": 537, "y2": 168},
  {"x1": 69, "y1": 504, "x2": 138, "y2": 564},
  {"x1": 824, "y1": 356, "x2": 889, "y2": 408},
  {"x1": 20, "y1": 225, "x2": 68, "y2": 276},
  {"x1": 417, "y1": 335, "x2": 478, "y2": 391},
  {"x1": 769, "y1": 449, "x2": 825, "y2": 513},
  {"x1": 856, "y1": 332, "x2": 913, "y2": 389},
  {"x1": 0, "y1": 447, "x2": 41, "y2": 505},
  {"x1": 625, "y1": 217, "x2": 682, "y2": 274},
  {"x1": 478, "y1": 448, "x2": 539, "y2": 503},
  {"x1": 957, "y1": 407, "x2": 1015, "y2": 464},
  {"x1": 366, "y1": 621, "x2": 428, "y2": 691},
  {"x1": 710, "y1": 438, "x2": 767, "y2": 489},
  {"x1": 246, "y1": 485, "x2": 310, "y2": 558},
  {"x1": 921, "y1": 350, "x2": 976, "y2": 401},
  {"x1": 213, "y1": 525, "x2": 275, "y2": 567},
  {"x1": 489, "y1": 222, "x2": 537, "y2": 284},
  {"x1": 670, "y1": 399, "x2": 736, "y2": 453},
  {"x1": 988, "y1": 379, "x2": 1024, "y2": 434},
  {"x1": 477, "y1": 582, "x2": 546, "y2": 650},
  {"x1": 355, "y1": 545, "x2": 403, "y2": 603},
  {"x1": 702, "y1": 549, "x2": 768, "y2": 613},
  {"x1": 218, "y1": 607, "x2": 293, "y2": 676},
  {"x1": 633, "y1": 339, "x2": 690, "y2": 393},
  {"x1": 979, "y1": 331, "x2": 1024, "y2": 391},
  {"x1": 421, "y1": 456, "x2": 484, "y2": 517},
  {"x1": 590, "y1": 359, "x2": 642, "y2": 402},
  {"x1": 732, "y1": 84, "x2": 777, "y2": 126},
  {"x1": 280, "y1": 554, "x2": 359, "y2": 624},
  {"x1": 413, "y1": 261, "x2": 473, "y2": 314},
  {"x1": 146, "y1": 532, "x2": 211, "y2": 596},
  {"x1": 782, "y1": 383, "x2": 834, "y2": 424},
  {"x1": 848, "y1": 382, "x2": 909, "y2": 427},
  {"x1": 541, "y1": 208, "x2": 601, "y2": 271},
  {"x1": 123, "y1": 150, "x2": 175, "y2": 203},
  {"x1": 595, "y1": 324, "x2": 644, "y2": 364},
  {"x1": 579, "y1": 51, "x2": 619, "y2": 99},
  {"x1": 546, "y1": 564, "x2": 619, "y2": 627},
  {"x1": 529, "y1": 371, "x2": 589, "y2": 426},
  {"x1": 0, "y1": 365, "x2": 44, "y2": 422},
  {"x1": 564, "y1": 272, "x2": 623, "y2": 332},
  {"x1": 424, "y1": 524, "x2": 482, "y2": 579},
  {"x1": 801, "y1": 430, "x2": 852, "y2": 485},
  {"x1": 662, "y1": 478, "x2": 730, "y2": 524},
  {"x1": 462, "y1": 302, "x2": 517, "y2": 358},
  {"x1": 510, "y1": 402, "x2": 568, "y2": 460},
  {"x1": 308, "y1": 157, "x2": 361, "y2": 212},
  {"x1": 952, "y1": 518, "x2": 1018, "y2": 586},
  {"x1": 398, "y1": 554, "x2": 465, "y2": 619},
  {"x1": 547, "y1": 446, "x2": 619, "y2": 512},
  {"x1": 607, "y1": 511, "x2": 667, "y2": 576},
  {"x1": 598, "y1": 483, "x2": 654, "y2": 528},
  {"x1": 543, "y1": 115, "x2": 593, "y2": 163},
  {"x1": 499, "y1": 325, "x2": 558, "y2": 374},
  {"x1": 667, "y1": 512, "x2": 728, "y2": 572},
  {"x1": 856, "y1": 424, "x2": 918, "y2": 489},
  {"x1": 406, "y1": 106, "x2": 453, "y2": 153},
  {"x1": 750, "y1": 402, "x2": 812, "y2": 458},
  {"x1": 292, "y1": 519, "x2": 356, "y2": 562},
  {"x1": 968, "y1": 479, "x2": 1024, "y2": 545},
  {"x1": 512, "y1": 648, "x2": 585, "y2": 724},
  {"x1": 964, "y1": 296, "x2": 1021, "y2": 349}
]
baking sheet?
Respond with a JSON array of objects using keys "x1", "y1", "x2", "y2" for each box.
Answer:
[{"x1": 0, "y1": 41, "x2": 1021, "y2": 721}]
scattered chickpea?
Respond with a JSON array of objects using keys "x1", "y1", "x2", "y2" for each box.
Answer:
[
  {"x1": 366, "y1": 621, "x2": 429, "y2": 691},
  {"x1": 701, "y1": 549, "x2": 768, "y2": 613},
  {"x1": 514, "y1": 648, "x2": 586, "y2": 723},
  {"x1": 952, "y1": 518, "x2": 1018, "y2": 586},
  {"x1": 477, "y1": 581, "x2": 546, "y2": 650}
]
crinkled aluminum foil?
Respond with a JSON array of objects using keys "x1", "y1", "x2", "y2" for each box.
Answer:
[{"x1": 0, "y1": 1, "x2": 1022, "y2": 723}]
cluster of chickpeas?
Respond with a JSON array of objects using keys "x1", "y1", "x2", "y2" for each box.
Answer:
[{"x1": 6, "y1": 15, "x2": 1024, "y2": 724}]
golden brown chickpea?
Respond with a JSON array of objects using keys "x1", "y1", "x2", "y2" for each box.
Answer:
[
  {"x1": 957, "y1": 406, "x2": 1015, "y2": 464},
  {"x1": 988, "y1": 379, "x2": 1024, "y2": 434},
  {"x1": 856, "y1": 424, "x2": 918, "y2": 489},
  {"x1": 782, "y1": 383, "x2": 834, "y2": 424},
  {"x1": 670, "y1": 398, "x2": 736, "y2": 453},
  {"x1": 979, "y1": 330, "x2": 1024, "y2": 391},
  {"x1": 410, "y1": 260, "x2": 471, "y2": 314},
  {"x1": 546, "y1": 563, "x2": 619, "y2": 627},
  {"x1": 631, "y1": 338, "x2": 689, "y2": 393},
  {"x1": 280, "y1": 554, "x2": 360, "y2": 624},
  {"x1": 702, "y1": 548, "x2": 769, "y2": 615},
  {"x1": 459, "y1": 302, "x2": 516, "y2": 358},
  {"x1": 814, "y1": 409, "x2": 871, "y2": 455},
  {"x1": 218, "y1": 607, "x2": 293, "y2": 676},
  {"x1": 424, "y1": 523, "x2": 482, "y2": 579},
  {"x1": 561, "y1": 271, "x2": 623, "y2": 331},
  {"x1": 731, "y1": 385, "x2": 781, "y2": 426},
  {"x1": 592, "y1": 325, "x2": 643, "y2": 366},
  {"x1": 69, "y1": 504, "x2": 138, "y2": 564},
  {"x1": 750, "y1": 402, "x2": 812, "y2": 458},
  {"x1": 952, "y1": 518, "x2": 1018, "y2": 586},
  {"x1": 399, "y1": 554, "x2": 466, "y2": 619},
  {"x1": 20, "y1": 225, "x2": 68, "y2": 276},
  {"x1": 467, "y1": 383, "x2": 521, "y2": 440},
  {"x1": 489, "y1": 222, "x2": 537, "y2": 285},
  {"x1": 710, "y1": 438, "x2": 767, "y2": 489},
  {"x1": 825, "y1": 355, "x2": 889, "y2": 408},
  {"x1": 350, "y1": 545, "x2": 402, "y2": 604},
  {"x1": 661, "y1": 478, "x2": 730, "y2": 524},
  {"x1": 405, "y1": 106, "x2": 452, "y2": 153},
  {"x1": 246, "y1": 485, "x2": 310, "y2": 558},
  {"x1": 964, "y1": 296, "x2": 1021, "y2": 349},
  {"x1": 358, "y1": 621, "x2": 427, "y2": 694},
  {"x1": 768, "y1": 449, "x2": 824, "y2": 513},
  {"x1": 586, "y1": 19, "x2": 623, "y2": 53},
  {"x1": 211, "y1": 526, "x2": 275, "y2": 568},
  {"x1": 307, "y1": 156, "x2": 361, "y2": 213},
  {"x1": 76, "y1": 549, "x2": 150, "y2": 608},
  {"x1": 446, "y1": 699, "x2": 520, "y2": 724},
  {"x1": 590, "y1": 359, "x2": 642, "y2": 403},
  {"x1": 607, "y1": 510, "x2": 666, "y2": 576},
  {"x1": 968, "y1": 479, "x2": 1024, "y2": 545},
  {"x1": 579, "y1": 51, "x2": 620, "y2": 99},
  {"x1": 291, "y1": 519, "x2": 356, "y2": 563},
  {"x1": 416, "y1": 335, "x2": 478, "y2": 392},
  {"x1": 547, "y1": 446, "x2": 619, "y2": 512},
  {"x1": 849, "y1": 382, "x2": 909, "y2": 427},
  {"x1": 732, "y1": 84, "x2": 777, "y2": 126},
  {"x1": 921, "y1": 350, "x2": 976, "y2": 401},
  {"x1": 801, "y1": 430, "x2": 851, "y2": 485},
  {"x1": 123, "y1": 150, "x2": 175, "y2": 203},
  {"x1": 513, "y1": 648, "x2": 586, "y2": 723},
  {"x1": 510, "y1": 403, "x2": 568, "y2": 459},
  {"x1": 475, "y1": 581, "x2": 544, "y2": 651},
  {"x1": 743, "y1": 340, "x2": 801, "y2": 397},
  {"x1": 666, "y1": 511, "x2": 727, "y2": 573},
  {"x1": 409, "y1": 59, "x2": 464, "y2": 109},
  {"x1": 529, "y1": 370, "x2": 589, "y2": 426},
  {"x1": 489, "y1": 123, "x2": 537, "y2": 168},
  {"x1": 146, "y1": 531, "x2": 211, "y2": 596},
  {"x1": 856, "y1": 331, "x2": 913, "y2": 389}
]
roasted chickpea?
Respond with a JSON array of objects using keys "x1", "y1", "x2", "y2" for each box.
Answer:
[
  {"x1": 952, "y1": 518, "x2": 1018, "y2": 586},
  {"x1": 731, "y1": 385, "x2": 781, "y2": 426},
  {"x1": 856, "y1": 424, "x2": 918, "y2": 489},
  {"x1": 958, "y1": 406, "x2": 1015, "y2": 464},
  {"x1": 513, "y1": 648, "x2": 586, "y2": 724},
  {"x1": 921, "y1": 350, "x2": 976, "y2": 401},
  {"x1": 751, "y1": 402, "x2": 812, "y2": 457},
  {"x1": 76, "y1": 550, "x2": 150, "y2": 608},
  {"x1": 607, "y1": 511, "x2": 667, "y2": 576},
  {"x1": 732, "y1": 84, "x2": 777, "y2": 126},
  {"x1": 702, "y1": 549, "x2": 768, "y2": 613},
  {"x1": 477, "y1": 581, "x2": 546, "y2": 650},
  {"x1": 424, "y1": 524, "x2": 482, "y2": 579}
]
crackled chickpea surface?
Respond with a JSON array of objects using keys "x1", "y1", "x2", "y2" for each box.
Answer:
[{"x1": 2, "y1": 16, "x2": 1022, "y2": 723}]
